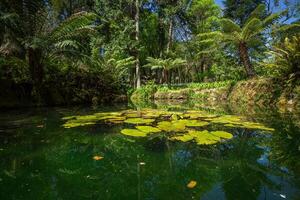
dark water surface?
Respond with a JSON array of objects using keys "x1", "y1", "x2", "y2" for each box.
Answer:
[{"x1": 0, "y1": 103, "x2": 299, "y2": 200}]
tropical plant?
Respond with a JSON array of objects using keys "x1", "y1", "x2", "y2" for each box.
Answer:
[
  {"x1": 0, "y1": 0, "x2": 97, "y2": 88},
  {"x1": 202, "y1": 4, "x2": 282, "y2": 77},
  {"x1": 144, "y1": 57, "x2": 186, "y2": 84},
  {"x1": 261, "y1": 35, "x2": 300, "y2": 78}
]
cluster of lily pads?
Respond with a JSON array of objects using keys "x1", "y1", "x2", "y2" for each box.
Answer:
[{"x1": 62, "y1": 109, "x2": 274, "y2": 145}]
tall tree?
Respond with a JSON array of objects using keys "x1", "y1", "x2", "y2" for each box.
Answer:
[
  {"x1": 219, "y1": 4, "x2": 282, "y2": 77},
  {"x1": 135, "y1": 0, "x2": 141, "y2": 88},
  {"x1": 223, "y1": 0, "x2": 265, "y2": 25}
]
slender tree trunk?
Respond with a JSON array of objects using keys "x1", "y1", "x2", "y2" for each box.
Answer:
[
  {"x1": 162, "y1": 68, "x2": 168, "y2": 84},
  {"x1": 238, "y1": 42, "x2": 255, "y2": 77},
  {"x1": 157, "y1": 6, "x2": 165, "y2": 57},
  {"x1": 166, "y1": 19, "x2": 173, "y2": 54},
  {"x1": 28, "y1": 47, "x2": 43, "y2": 101},
  {"x1": 28, "y1": 47, "x2": 43, "y2": 85},
  {"x1": 135, "y1": 0, "x2": 141, "y2": 88}
]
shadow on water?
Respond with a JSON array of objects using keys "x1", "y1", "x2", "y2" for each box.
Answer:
[{"x1": 0, "y1": 101, "x2": 299, "y2": 200}]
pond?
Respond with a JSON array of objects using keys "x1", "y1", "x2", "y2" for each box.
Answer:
[{"x1": 0, "y1": 102, "x2": 299, "y2": 200}]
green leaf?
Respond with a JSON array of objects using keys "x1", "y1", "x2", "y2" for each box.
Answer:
[
  {"x1": 124, "y1": 118, "x2": 155, "y2": 124},
  {"x1": 121, "y1": 129, "x2": 147, "y2": 137},
  {"x1": 135, "y1": 126, "x2": 161, "y2": 133}
]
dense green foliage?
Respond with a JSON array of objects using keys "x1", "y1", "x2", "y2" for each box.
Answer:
[{"x1": 0, "y1": 0, "x2": 299, "y2": 106}]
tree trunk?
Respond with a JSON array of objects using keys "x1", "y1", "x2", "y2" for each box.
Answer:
[
  {"x1": 157, "y1": 6, "x2": 165, "y2": 57},
  {"x1": 28, "y1": 47, "x2": 43, "y2": 86},
  {"x1": 135, "y1": 0, "x2": 141, "y2": 88},
  {"x1": 238, "y1": 42, "x2": 255, "y2": 77},
  {"x1": 162, "y1": 68, "x2": 168, "y2": 84},
  {"x1": 166, "y1": 19, "x2": 173, "y2": 54}
]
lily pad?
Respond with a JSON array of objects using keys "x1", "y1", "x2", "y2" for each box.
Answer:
[
  {"x1": 191, "y1": 130, "x2": 220, "y2": 145},
  {"x1": 171, "y1": 130, "x2": 232, "y2": 145},
  {"x1": 207, "y1": 115, "x2": 243, "y2": 124},
  {"x1": 224, "y1": 122, "x2": 274, "y2": 132},
  {"x1": 178, "y1": 119, "x2": 209, "y2": 127},
  {"x1": 157, "y1": 121, "x2": 186, "y2": 132},
  {"x1": 76, "y1": 115, "x2": 98, "y2": 121},
  {"x1": 124, "y1": 118, "x2": 155, "y2": 124},
  {"x1": 171, "y1": 134, "x2": 194, "y2": 142},
  {"x1": 105, "y1": 116, "x2": 126, "y2": 123},
  {"x1": 187, "y1": 180, "x2": 197, "y2": 188},
  {"x1": 62, "y1": 116, "x2": 76, "y2": 120},
  {"x1": 63, "y1": 121, "x2": 96, "y2": 128},
  {"x1": 126, "y1": 113, "x2": 140, "y2": 118},
  {"x1": 136, "y1": 126, "x2": 161, "y2": 133},
  {"x1": 211, "y1": 131, "x2": 233, "y2": 139},
  {"x1": 121, "y1": 129, "x2": 148, "y2": 137},
  {"x1": 240, "y1": 122, "x2": 275, "y2": 131}
]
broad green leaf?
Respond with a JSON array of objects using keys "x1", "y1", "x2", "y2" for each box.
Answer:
[
  {"x1": 121, "y1": 129, "x2": 148, "y2": 137},
  {"x1": 136, "y1": 126, "x2": 161, "y2": 133}
]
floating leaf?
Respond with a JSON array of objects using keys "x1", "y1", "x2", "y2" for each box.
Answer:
[
  {"x1": 95, "y1": 112, "x2": 121, "y2": 116},
  {"x1": 179, "y1": 119, "x2": 209, "y2": 127},
  {"x1": 224, "y1": 122, "x2": 274, "y2": 132},
  {"x1": 157, "y1": 121, "x2": 185, "y2": 132},
  {"x1": 63, "y1": 121, "x2": 96, "y2": 128},
  {"x1": 121, "y1": 129, "x2": 148, "y2": 137},
  {"x1": 191, "y1": 130, "x2": 220, "y2": 145},
  {"x1": 211, "y1": 131, "x2": 233, "y2": 139},
  {"x1": 126, "y1": 113, "x2": 140, "y2": 118},
  {"x1": 106, "y1": 116, "x2": 126, "y2": 123},
  {"x1": 207, "y1": 115, "x2": 243, "y2": 124},
  {"x1": 187, "y1": 180, "x2": 197, "y2": 188},
  {"x1": 124, "y1": 118, "x2": 155, "y2": 124},
  {"x1": 136, "y1": 126, "x2": 161, "y2": 133},
  {"x1": 62, "y1": 116, "x2": 76, "y2": 120},
  {"x1": 240, "y1": 122, "x2": 274, "y2": 131},
  {"x1": 171, "y1": 130, "x2": 232, "y2": 145},
  {"x1": 142, "y1": 112, "x2": 161, "y2": 119},
  {"x1": 171, "y1": 134, "x2": 194, "y2": 142},
  {"x1": 76, "y1": 115, "x2": 98, "y2": 121},
  {"x1": 93, "y1": 155, "x2": 104, "y2": 160}
]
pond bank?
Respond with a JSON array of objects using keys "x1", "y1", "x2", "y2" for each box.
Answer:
[
  {"x1": 131, "y1": 78, "x2": 300, "y2": 111},
  {"x1": 0, "y1": 79, "x2": 127, "y2": 109}
]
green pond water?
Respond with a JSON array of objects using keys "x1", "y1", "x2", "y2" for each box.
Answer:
[{"x1": 0, "y1": 102, "x2": 299, "y2": 200}]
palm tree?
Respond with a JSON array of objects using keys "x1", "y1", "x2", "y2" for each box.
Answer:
[
  {"x1": 144, "y1": 57, "x2": 186, "y2": 84},
  {"x1": 210, "y1": 4, "x2": 281, "y2": 77},
  {"x1": 0, "y1": 1, "x2": 96, "y2": 93}
]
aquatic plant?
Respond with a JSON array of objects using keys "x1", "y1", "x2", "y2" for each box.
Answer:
[
  {"x1": 121, "y1": 129, "x2": 148, "y2": 137},
  {"x1": 135, "y1": 126, "x2": 161, "y2": 133},
  {"x1": 171, "y1": 130, "x2": 233, "y2": 145},
  {"x1": 124, "y1": 118, "x2": 155, "y2": 124},
  {"x1": 62, "y1": 109, "x2": 274, "y2": 145}
]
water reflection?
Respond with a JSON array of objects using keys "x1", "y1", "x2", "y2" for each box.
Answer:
[{"x1": 0, "y1": 102, "x2": 299, "y2": 200}]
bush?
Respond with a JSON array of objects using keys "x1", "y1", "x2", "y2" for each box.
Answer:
[{"x1": 131, "y1": 81, "x2": 157, "y2": 101}]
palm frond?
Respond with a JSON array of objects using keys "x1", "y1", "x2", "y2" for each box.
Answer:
[
  {"x1": 247, "y1": 4, "x2": 266, "y2": 20},
  {"x1": 220, "y1": 18, "x2": 241, "y2": 33},
  {"x1": 262, "y1": 13, "x2": 281, "y2": 27},
  {"x1": 241, "y1": 18, "x2": 262, "y2": 40},
  {"x1": 50, "y1": 12, "x2": 97, "y2": 42}
]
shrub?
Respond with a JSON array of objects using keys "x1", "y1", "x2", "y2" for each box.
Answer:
[{"x1": 131, "y1": 81, "x2": 157, "y2": 101}]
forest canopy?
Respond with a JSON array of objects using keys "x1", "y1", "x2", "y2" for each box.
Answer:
[{"x1": 0, "y1": 0, "x2": 299, "y2": 105}]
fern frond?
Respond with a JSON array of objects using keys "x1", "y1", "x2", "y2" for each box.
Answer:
[{"x1": 220, "y1": 18, "x2": 241, "y2": 33}]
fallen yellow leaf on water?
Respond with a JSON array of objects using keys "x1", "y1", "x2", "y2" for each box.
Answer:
[
  {"x1": 93, "y1": 156, "x2": 104, "y2": 160},
  {"x1": 187, "y1": 180, "x2": 197, "y2": 188}
]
